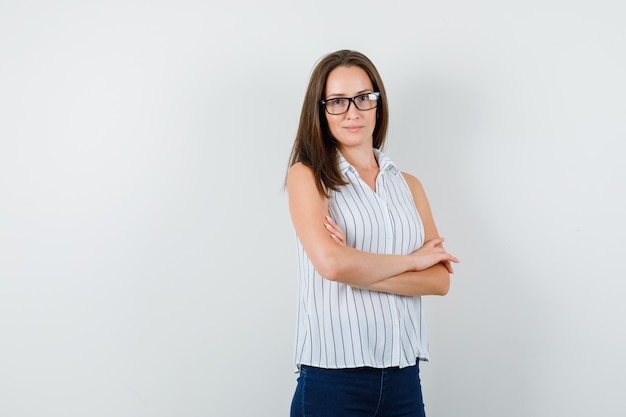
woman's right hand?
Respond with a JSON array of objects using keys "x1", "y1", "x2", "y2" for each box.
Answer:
[{"x1": 410, "y1": 237, "x2": 459, "y2": 273}]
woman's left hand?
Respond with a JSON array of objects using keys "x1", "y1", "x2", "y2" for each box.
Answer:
[{"x1": 325, "y1": 216, "x2": 346, "y2": 247}]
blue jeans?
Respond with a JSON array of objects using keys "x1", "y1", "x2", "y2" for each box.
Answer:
[{"x1": 290, "y1": 363, "x2": 426, "y2": 417}]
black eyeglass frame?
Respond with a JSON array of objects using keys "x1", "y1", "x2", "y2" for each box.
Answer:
[{"x1": 320, "y1": 92, "x2": 380, "y2": 115}]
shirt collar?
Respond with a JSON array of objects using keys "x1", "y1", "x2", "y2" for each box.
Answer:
[{"x1": 337, "y1": 148, "x2": 400, "y2": 176}]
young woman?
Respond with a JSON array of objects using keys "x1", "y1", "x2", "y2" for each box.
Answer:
[{"x1": 286, "y1": 50, "x2": 459, "y2": 417}]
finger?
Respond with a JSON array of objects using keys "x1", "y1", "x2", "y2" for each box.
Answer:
[
  {"x1": 325, "y1": 215, "x2": 338, "y2": 227},
  {"x1": 423, "y1": 237, "x2": 445, "y2": 247},
  {"x1": 442, "y1": 260, "x2": 454, "y2": 274},
  {"x1": 440, "y1": 253, "x2": 460, "y2": 265},
  {"x1": 330, "y1": 233, "x2": 346, "y2": 247},
  {"x1": 325, "y1": 216, "x2": 346, "y2": 240},
  {"x1": 325, "y1": 222, "x2": 346, "y2": 244},
  {"x1": 447, "y1": 254, "x2": 460, "y2": 263},
  {"x1": 324, "y1": 222, "x2": 344, "y2": 239}
]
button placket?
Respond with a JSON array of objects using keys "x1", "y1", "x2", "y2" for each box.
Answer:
[{"x1": 374, "y1": 174, "x2": 402, "y2": 363}]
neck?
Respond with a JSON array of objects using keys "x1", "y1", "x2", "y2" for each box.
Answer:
[{"x1": 338, "y1": 145, "x2": 378, "y2": 171}]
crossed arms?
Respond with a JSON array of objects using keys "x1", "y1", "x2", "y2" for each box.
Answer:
[{"x1": 287, "y1": 162, "x2": 459, "y2": 296}]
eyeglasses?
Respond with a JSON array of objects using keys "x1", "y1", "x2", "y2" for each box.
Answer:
[{"x1": 320, "y1": 92, "x2": 380, "y2": 115}]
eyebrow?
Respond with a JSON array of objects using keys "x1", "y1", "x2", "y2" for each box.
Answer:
[{"x1": 325, "y1": 89, "x2": 373, "y2": 98}]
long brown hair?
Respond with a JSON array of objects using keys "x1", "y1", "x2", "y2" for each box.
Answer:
[{"x1": 287, "y1": 50, "x2": 389, "y2": 197}]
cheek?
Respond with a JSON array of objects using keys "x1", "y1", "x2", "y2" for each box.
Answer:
[
  {"x1": 367, "y1": 113, "x2": 378, "y2": 129},
  {"x1": 325, "y1": 116, "x2": 341, "y2": 134}
]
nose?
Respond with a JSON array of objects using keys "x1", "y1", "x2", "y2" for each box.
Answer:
[{"x1": 345, "y1": 98, "x2": 360, "y2": 119}]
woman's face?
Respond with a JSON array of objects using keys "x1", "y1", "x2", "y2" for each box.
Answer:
[{"x1": 324, "y1": 66, "x2": 377, "y2": 151}]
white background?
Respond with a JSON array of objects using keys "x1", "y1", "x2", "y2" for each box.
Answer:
[{"x1": 1, "y1": 1, "x2": 625, "y2": 416}]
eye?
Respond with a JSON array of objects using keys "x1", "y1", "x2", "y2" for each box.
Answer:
[
  {"x1": 331, "y1": 98, "x2": 346, "y2": 106},
  {"x1": 356, "y1": 94, "x2": 370, "y2": 103}
]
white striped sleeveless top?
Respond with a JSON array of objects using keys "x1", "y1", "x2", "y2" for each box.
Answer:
[{"x1": 293, "y1": 149, "x2": 429, "y2": 371}]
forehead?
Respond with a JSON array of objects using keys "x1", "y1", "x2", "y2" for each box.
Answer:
[{"x1": 325, "y1": 66, "x2": 373, "y2": 96}]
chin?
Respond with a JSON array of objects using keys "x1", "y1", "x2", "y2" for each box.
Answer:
[{"x1": 338, "y1": 137, "x2": 371, "y2": 148}]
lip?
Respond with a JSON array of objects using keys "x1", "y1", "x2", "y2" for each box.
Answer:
[{"x1": 344, "y1": 125, "x2": 363, "y2": 132}]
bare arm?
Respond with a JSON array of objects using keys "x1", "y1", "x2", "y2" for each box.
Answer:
[
  {"x1": 324, "y1": 173, "x2": 457, "y2": 296},
  {"x1": 287, "y1": 163, "x2": 458, "y2": 288},
  {"x1": 362, "y1": 264, "x2": 452, "y2": 296}
]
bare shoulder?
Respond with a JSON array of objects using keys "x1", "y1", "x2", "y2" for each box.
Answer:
[
  {"x1": 287, "y1": 162, "x2": 316, "y2": 191},
  {"x1": 401, "y1": 172, "x2": 426, "y2": 196},
  {"x1": 287, "y1": 162, "x2": 327, "y2": 209},
  {"x1": 288, "y1": 161, "x2": 310, "y2": 175},
  {"x1": 401, "y1": 171, "x2": 439, "y2": 238},
  {"x1": 401, "y1": 171, "x2": 434, "y2": 219}
]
